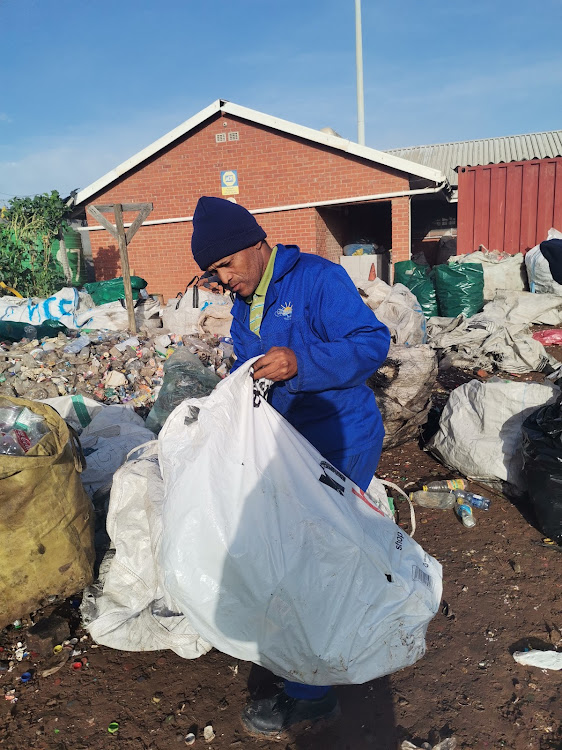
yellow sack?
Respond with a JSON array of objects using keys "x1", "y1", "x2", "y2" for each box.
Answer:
[{"x1": 0, "y1": 396, "x2": 95, "y2": 628}]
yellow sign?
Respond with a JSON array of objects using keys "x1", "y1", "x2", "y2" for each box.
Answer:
[{"x1": 221, "y1": 170, "x2": 239, "y2": 195}]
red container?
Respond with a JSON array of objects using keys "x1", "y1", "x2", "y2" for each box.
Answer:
[{"x1": 458, "y1": 158, "x2": 562, "y2": 255}]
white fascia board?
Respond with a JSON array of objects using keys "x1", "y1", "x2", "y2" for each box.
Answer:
[
  {"x1": 221, "y1": 102, "x2": 446, "y2": 184},
  {"x1": 74, "y1": 100, "x2": 223, "y2": 206},
  {"x1": 74, "y1": 98, "x2": 447, "y2": 208}
]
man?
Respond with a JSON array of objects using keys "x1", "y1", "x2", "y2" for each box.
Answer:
[{"x1": 191, "y1": 196, "x2": 390, "y2": 736}]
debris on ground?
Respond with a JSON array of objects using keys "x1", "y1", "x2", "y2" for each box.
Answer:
[{"x1": 512, "y1": 649, "x2": 562, "y2": 670}]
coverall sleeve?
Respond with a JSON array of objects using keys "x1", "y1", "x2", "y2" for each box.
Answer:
[
  {"x1": 285, "y1": 265, "x2": 390, "y2": 393},
  {"x1": 229, "y1": 315, "x2": 251, "y2": 374}
]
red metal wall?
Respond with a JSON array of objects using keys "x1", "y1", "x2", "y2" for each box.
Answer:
[{"x1": 457, "y1": 158, "x2": 562, "y2": 255}]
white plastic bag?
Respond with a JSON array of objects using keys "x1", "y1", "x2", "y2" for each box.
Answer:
[
  {"x1": 41, "y1": 394, "x2": 105, "y2": 433},
  {"x1": 525, "y1": 228, "x2": 562, "y2": 295},
  {"x1": 428, "y1": 378, "x2": 559, "y2": 494},
  {"x1": 159, "y1": 359, "x2": 442, "y2": 685},
  {"x1": 0, "y1": 287, "x2": 84, "y2": 328},
  {"x1": 369, "y1": 344, "x2": 438, "y2": 448}
]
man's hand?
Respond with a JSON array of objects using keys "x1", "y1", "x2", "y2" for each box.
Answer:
[{"x1": 252, "y1": 347, "x2": 298, "y2": 381}]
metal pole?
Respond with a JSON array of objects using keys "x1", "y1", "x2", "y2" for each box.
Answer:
[{"x1": 355, "y1": 0, "x2": 365, "y2": 145}]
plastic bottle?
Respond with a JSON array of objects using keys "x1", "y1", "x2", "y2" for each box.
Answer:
[
  {"x1": 13, "y1": 408, "x2": 49, "y2": 449},
  {"x1": 465, "y1": 492, "x2": 491, "y2": 510},
  {"x1": 422, "y1": 478, "x2": 466, "y2": 491},
  {"x1": 409, "y1": 490, "x2": 457, "y2": 509},
  {"x1": 63, "y1": 335, "x2": 91, "y2": 354},
  {"x1": 0, "y1": 432, "x2": 25, "y2": 456},
  {"x1": 449, "y1": 489, "x2": 491, "y2": 510},
  {"x1": 455, "y1": 503, "x2": 476, "y2": 528}
]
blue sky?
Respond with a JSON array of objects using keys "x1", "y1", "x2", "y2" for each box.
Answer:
[{"x1": 1, "y1": 0, "x2": 561, "y2": 202}]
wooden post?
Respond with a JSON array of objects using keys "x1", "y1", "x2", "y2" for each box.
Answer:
[
  {"x1": 86, "y1": 202, "x2": 153, "y2": 335},
  {"x1": 113, "y1": 204, "x2": 137, "y2": 333}
]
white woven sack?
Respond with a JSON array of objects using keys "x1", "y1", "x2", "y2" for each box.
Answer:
[
  {"x1": 159, "y1": 359, "x2": 442, "y2": 685},
  {"x1": 162, "y1": 290, "x2": 231, "y2": 336},
  {"x1": 359, "y1": 278, "x2": 426, "y2": 346},
  {"x1": 78, "y1": 405, "x2": 156, "y2": 496},
  {"x1": 525, "y1": 228, "x2": 562, "y2": 295},
  {"x1": 428, "y1": 379, "x2": 559, "y2": 492},
  {"x1": 82, "y1": 442, "x2": 212, "y2": 658},
  {"x1": 452, "y1": 250, "x2": 527, "y2": 300}
]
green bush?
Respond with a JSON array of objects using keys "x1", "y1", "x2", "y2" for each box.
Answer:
[{"x1": 0, "y1": 191, "x2": 68, "y2": 298}]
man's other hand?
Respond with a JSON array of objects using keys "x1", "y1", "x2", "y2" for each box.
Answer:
[{"x1": 252, "y1": 347, "x2": 298, "y2": 381}]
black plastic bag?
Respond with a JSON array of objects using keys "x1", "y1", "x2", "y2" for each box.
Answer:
[{"x1": 521, "y1": 396, "x2": 562, "y2": 543}]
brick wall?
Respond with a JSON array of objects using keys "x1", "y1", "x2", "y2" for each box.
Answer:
[
  {"x1": 315, "y1": 208, "x2": 346, "y2": 263},
  {"x1": 391, "y1": 196, "x2": 411, "y2": 265},
  {"x1": 85, "y1": 113, "x2": 411, "y2": 301}
]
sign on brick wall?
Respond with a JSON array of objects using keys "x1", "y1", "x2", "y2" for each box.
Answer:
[{"x1": 221, "y1": 170, "x2": 239, "y2": 196}]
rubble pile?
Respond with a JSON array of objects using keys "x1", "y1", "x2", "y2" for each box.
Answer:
[{"x1": 0, "y1": 328, "x2": 233, "y2": 410}]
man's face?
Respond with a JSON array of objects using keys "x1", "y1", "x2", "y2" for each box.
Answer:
[{"x1": 207, "y1": 242, "x2": 266, "y2": 297}]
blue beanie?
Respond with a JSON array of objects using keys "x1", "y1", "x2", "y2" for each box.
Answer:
[{"x1": 191, "y1": 196, "x2": 267, "y2": 270}]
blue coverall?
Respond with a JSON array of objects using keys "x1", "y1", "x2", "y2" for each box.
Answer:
[{"x1": 230, "y1": 244, "x2": 390, "y2": 698}]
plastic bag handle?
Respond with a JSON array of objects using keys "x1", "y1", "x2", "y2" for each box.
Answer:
[
  {"x1": 68, "y1": 426, "x2": 87, "y2": 473},
  {"x1": 174, "y1": 276, "x2": 200, "y2": 310},
  {"x1": 119, "y1": 297, "x2": 142, "y2": 310},
  {"x1": 380, "y1": 479, "x2": 416, "y2": 537}
]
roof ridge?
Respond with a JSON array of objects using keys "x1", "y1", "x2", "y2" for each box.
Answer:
[{"x1": 73, "y1": 100, "x2": 446, "y2": 207}]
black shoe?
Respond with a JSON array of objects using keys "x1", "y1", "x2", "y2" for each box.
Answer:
[{"x1": 241, "y1": 689, "x2": 339, "y2": 737}]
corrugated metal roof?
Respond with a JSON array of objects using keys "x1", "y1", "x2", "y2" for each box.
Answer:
[{"x1": 387, "y1": 130, "x2": 562, "y2": 187}]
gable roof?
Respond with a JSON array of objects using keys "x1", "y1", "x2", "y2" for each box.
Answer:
[
  {"x1": 387, "y1": 129, "x2": 562, "y2": 188},
  {"x1": 73, "y1": 99, "x2": 446, "y2": 206}
]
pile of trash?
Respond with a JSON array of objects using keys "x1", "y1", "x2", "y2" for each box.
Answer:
[
  {"x1": 392, "y1": 229, "x2": 562, "y2": 375},
  {"x1": 426, "y1": 290, "x2": 562, "y2": 375},
  {"x1": 0, "y1": 328, "x2": 232, "y2": 409}
]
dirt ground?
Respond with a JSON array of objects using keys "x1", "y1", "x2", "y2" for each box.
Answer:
[{"x1": 1, "y1": 367, "x2": 561, "y2": 750}]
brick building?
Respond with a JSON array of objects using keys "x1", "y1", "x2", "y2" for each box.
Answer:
[{"x1": 73, "y1": 100, "x2": 447, "y2": 302}]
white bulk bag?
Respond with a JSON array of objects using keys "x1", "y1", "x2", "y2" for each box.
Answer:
[
  {"x1": 159, "y1": 359, "x2": 442, "y2": 685},
  {"x1": 428, "y1": 378, "x2": 559, "y2": 493},
  {"x1": 525, "y1": 228, "x2": 562, "y2": 295},
  {"x1": 450, "y1": 249, "x2": 528, "y2": 300},
  {"x1": 79, "y1": 405, "x2": 156, "y2": 496},
  {"x1": 359, "y1": 278, "x2": 427, "y2": 346},
  {"x1": 162, "y1": 289, "x2": 232, "y2": 336},
  {"x1": 82, "y1": 442, "x2": 212, "y2": 658}
]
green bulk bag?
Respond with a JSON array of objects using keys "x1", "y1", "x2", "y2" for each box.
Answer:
[
  {"x1": 0, "y1": 319, "x2": 67, "y2": 343},
  {"x1": 434, "y1": 263, "x2": 484, "y2": 318},
  {"x1": 394, "y1": 261, "x2": 438, "y2": 318},
  {"x1": 84, "y1": 276, "x2": 148, "y2": 306}
]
